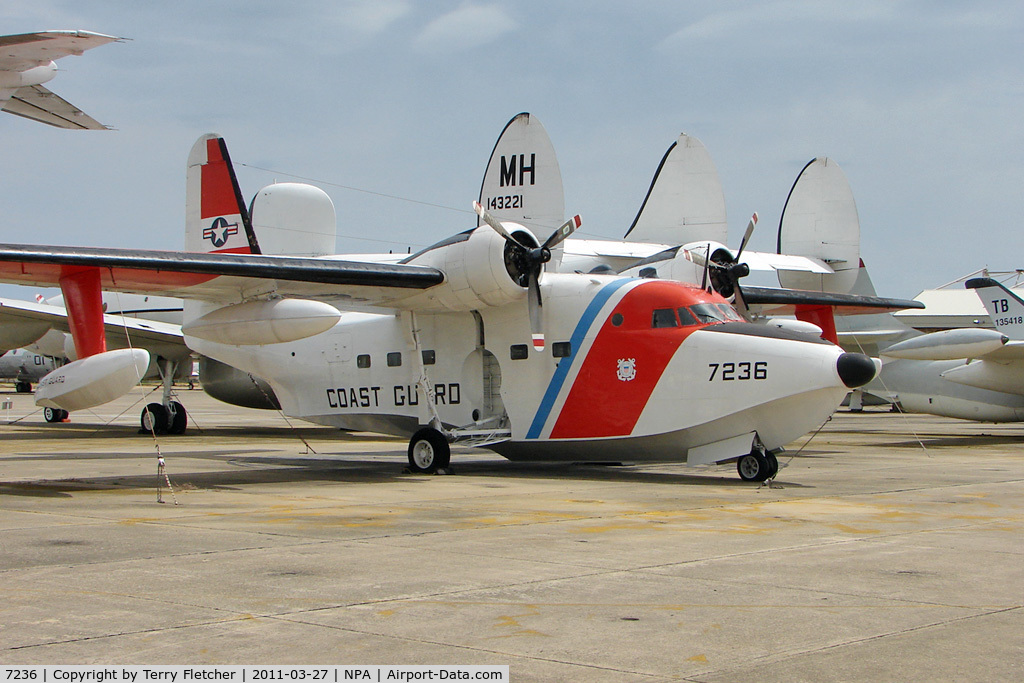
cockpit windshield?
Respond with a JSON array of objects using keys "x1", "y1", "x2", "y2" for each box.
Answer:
[{"x1": 686, "y1": 303, "x2": 744, "y2": 324}]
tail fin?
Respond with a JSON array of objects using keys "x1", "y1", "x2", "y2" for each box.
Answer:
[
  {"x1": 624, "y1": 133, "x2": 728, "y2": 245},
  {"x1": 777, "y1": 158, "x2": 860, "y2": 293},
  {"x1": 967, "y1": 278, "x2": 1024, "y2": 339},
  {"x1": 478, "y1": 113, "x2": 564, "y2": 233},
  {"x1": 186, "y1": 134, "x2": 261, "y2": 254}
]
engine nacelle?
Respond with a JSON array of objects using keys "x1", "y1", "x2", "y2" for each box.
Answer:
[
  {"x1": 0, "y1": 61, "x2": 57, "y2": 89},
  {"x1": 404, "y1": 225, "x2": 533, "y2": 312},
  {"x1": 882, "y1": 329, "x2": 1008, "y2": 361}
]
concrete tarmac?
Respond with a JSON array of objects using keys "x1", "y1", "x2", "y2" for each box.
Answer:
[{"x1": 0, "y1": 386, "x2": 1021, "y2": 681}]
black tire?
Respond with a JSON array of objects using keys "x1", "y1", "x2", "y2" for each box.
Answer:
[
  {"x1": 167, "y1": 401, "x2": 188, "y2": 435},
  {"x1": 407, "y1": 428, "x2": 451, "y2": 474},
  {"x1": 737, "y1": 451, "x2": 770, "y2": 482},
  {"x1": 43, "y1": 406, "x2": 67, "y2": 423},
  {"x1": 141, "y1": 403, "x2": 169, "y2": 434},
  {"x1": 765, "y1": 451, "x2": 779, "y2": 480},
  {"x1": 15, "y1": 380, "x2": 31, "y2": 393}
]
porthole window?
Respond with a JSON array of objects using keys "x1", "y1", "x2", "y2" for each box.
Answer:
[
  {"x1": 422, "y1": 350, "x2": 436, "y2": 365},
  {"x1": 611, "y1": 313, "x2": 624, "y2": 326},
  {"x1": 552, "y1": 342, "x2": 572, "y2": 358},
  {"x1": 387, "y1": 352, "x2": 402, "y2": 367},
  {"x1": 356, "y1": 354, "x2": 371, "y2": 368},
  {"x1": 510, "y1": 344, "x2": 529, "y2": 360}
]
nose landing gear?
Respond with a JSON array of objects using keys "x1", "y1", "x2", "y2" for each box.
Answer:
[{"x1": 737, "y1": 447, "x2": 779, "y2": 482}]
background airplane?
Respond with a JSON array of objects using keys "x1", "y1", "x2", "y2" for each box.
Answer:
[
  {"x1": 0, "y1": 30, "x2": 119, "y2": 129},
  {"x1": 0, "y1": 348, "x2": 58, "y2": 394}
]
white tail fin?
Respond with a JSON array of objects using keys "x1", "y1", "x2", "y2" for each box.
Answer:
[
  {"x1": 185, "y1": 134, "x2": 260, "y2": 254},
  {"x1": 478, "y1": 113, "x2": 564, "y2": 233},
  {"x1": 624, "y1": 133, "x2": 727, "y2": 245},
  {"x1": 968, "y1": 278, "x2": 1024, "y2": 340},
  {"x1": 777, "y1": 158, "x2": 860, "y2": 293}
]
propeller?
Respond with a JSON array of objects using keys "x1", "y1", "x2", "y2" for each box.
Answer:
[
  {"x1": 473, "y1": 201, "x2": 581, "y2": 351},
  {"x1": 705, "y1": 212, "x2": 757, "y2": 317}
]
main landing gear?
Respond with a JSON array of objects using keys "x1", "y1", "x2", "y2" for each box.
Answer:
[
  {"x1": 407, "y1": 427, "x2": 451, "y2": 474},
  {"x1": 43, "y1": 406, "x2": 69, "y2": 423},
  {"x1": 139, "y1": 358, "x2": 188, "y2": 435},
  {"x1": 737, "y1": 448, "x2": 779, "y2": 482}
]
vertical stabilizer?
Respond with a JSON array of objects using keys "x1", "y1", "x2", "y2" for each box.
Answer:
[
  {"x1": 967, "y1": 278, "x2": 1024, "y2": 340},
  {"x1": 777, "y1": 158, "x2": 860, "y2": 293},
  {"x1": 624, "y1": 133, "x2": 728, "y2": 245},
  {"x1": 185, "y1": 134, "x2": 260, "y2": 254},
  {"x1": 478, "y1": 113, "x2": 564, "y2": 233}
]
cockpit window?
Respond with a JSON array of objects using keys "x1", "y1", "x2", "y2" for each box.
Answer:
[
  {"x1": 688, "y1": 303, "x2": 738, "y2": 324},
  {"x1": 677, "y1": 307, "x2": 699, "y2": 326},
  {"x1": 714, "y1": 303, "x2": 744, "y2": 321},
  {"x1": 651, "y1": 308, "x2": 678, "y2": 328}
]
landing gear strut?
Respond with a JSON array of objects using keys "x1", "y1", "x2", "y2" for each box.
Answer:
[
  {"x1": 737, "y1": 448, "x2": 779, "y2": 482},
  {"x1": 407, "y1": 427, "x2": 451, "y2": 474}
]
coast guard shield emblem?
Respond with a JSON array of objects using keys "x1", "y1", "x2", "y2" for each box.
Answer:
[{"x1": 616, "y1": 358, "x2": 637, "y2": 382}]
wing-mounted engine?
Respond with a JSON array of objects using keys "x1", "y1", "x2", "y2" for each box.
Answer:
[
  {"x1": 403, "y1": 204, "x2": 580, "y2": 352},
  {"x1": 403, "y1": 224, "x2": 536, "y2": 311}
]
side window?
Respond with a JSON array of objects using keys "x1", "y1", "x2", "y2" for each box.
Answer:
[
  {"x1": 677, "y1": 307, "x2": 699, "y2": 326},
  {"x1": 510, "y1": 344, "x2": 529, "y2": 360},
  {"x1": 356, "y1": 354, "x2": 371, "y2": 369},
  {"x1": 387, "y1": 352, "x2": 402, "y2": 367},
  {"x1": 552, "y1": 341, "x2": 572, "y2": 358},
  {"x1": 652, "y1": 308, "x2": 678, "y2": 328},
  {"x1": 422, "y1": 350, "x2": 436, "y2": 365}
]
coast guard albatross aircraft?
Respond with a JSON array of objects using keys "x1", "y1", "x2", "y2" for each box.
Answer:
[{"x1": 0, "y1": 135, "x2": 881, "y2": 481}]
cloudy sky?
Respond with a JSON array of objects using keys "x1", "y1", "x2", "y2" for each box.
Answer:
[{"x1": 2, "y1": 1, "x2": 1022, "y2": 300}]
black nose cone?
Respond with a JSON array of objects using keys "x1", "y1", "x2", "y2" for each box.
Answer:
[{"x1": 837, "y1": 352, "x2": 877, "y2": 388}]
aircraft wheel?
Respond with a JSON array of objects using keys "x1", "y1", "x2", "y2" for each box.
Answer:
[
  {"x1": 737, "y1": 451, "x2": 771, "y2": 482},
  {"x1": 141, "y1": 403, "x2": 169, "y2": 434},
  {"x1": 407, "y1": 428, "x2": 450, "y2": 474},
  {"x1": 167, "y1": 401, "x2": 188, "y2": 435},
  {"x1": 43, "y1": 407, "x2": 67, "y2": 423},
  {"x1": 765, "y1": 452, "x2": 779, "y2": 479},
  {"x1": 15, "y1": 380, "x2": 31, "y2": 393}
]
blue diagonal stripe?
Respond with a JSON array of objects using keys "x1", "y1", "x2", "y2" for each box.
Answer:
[{"x1": 526, "y1": 278, "x2": 632, "y2": 439}]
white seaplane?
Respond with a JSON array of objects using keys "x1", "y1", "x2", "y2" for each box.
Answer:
[{"x1": 0, "y1": 134, "x2": 888, "y2": 481}]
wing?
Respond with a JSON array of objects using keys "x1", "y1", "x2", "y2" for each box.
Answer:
[
  {"x1": 0, "y1": 243, "x2": 446, "y2": 310},
  {"x1": 1, "y1": 84, "x2": 108, "y2": 129},
  {"x1": 0, "y1": 296, "x2": 188, "y2": 360},
  {"x1": 742, "y1": 285, "x2": 924, "y2": 315},
  {"x1": 0, "y1": 31, "x2": 119, "y2": 71}
]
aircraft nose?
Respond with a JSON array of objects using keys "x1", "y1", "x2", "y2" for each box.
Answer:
[{"x1": 836, "y1": 352, "x2": 877, "y2": 388}]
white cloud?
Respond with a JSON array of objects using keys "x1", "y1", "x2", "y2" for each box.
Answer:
[
  {"x1": 413, "y1": 3, "x2": 517, "y2": 54},
  {"x1": 335, "y1": 0, "x2": 413, "y2": 35}
]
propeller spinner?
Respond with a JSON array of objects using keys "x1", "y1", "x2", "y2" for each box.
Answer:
[{"x1": 473, "y1": 201, "x2": 581, "y2": 351}]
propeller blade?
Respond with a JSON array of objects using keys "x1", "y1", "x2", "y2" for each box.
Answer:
[
  {"x1": 734, "y1": 212, "x2": 758, "y2": 262},
  {"x1": 733, "y1": 283, "x2": 751, "y2": 320},
  {"x1": 700, "y1": 243, "x2": 711, "y2": 292},
  {"x1": 527, "y1": 270, "x2": 544, "y2": 352},
  {"x1": 473, "y1": 201, "x2": 529, "y2": 249},
  {"x1": 541, "y1": 214, "x2": 582, "y2": 250}
]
